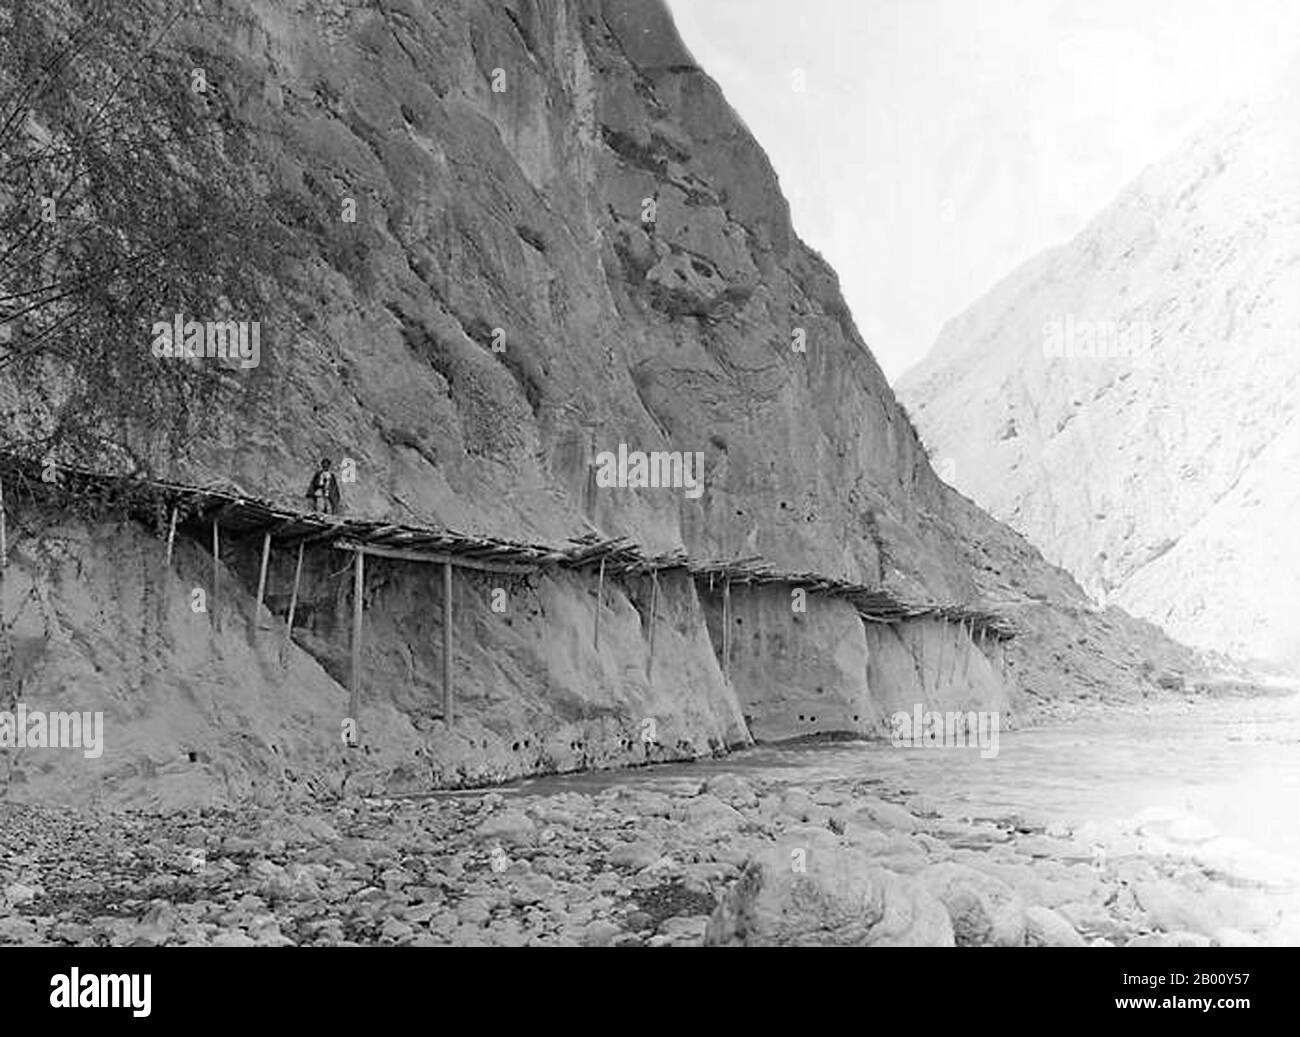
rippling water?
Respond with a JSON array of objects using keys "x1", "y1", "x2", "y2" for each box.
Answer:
[{"x1": 500, "y1": 693, "x2": 1300, "y2": 866}]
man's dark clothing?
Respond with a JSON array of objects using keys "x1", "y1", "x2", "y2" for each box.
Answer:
[{"x1": 308, "y1": 467, "x2": 341, "y2": 514}]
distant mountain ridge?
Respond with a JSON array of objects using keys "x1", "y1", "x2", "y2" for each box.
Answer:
[{"x1": 899, "y1": 63, "x2": 1300, "y2": 665}]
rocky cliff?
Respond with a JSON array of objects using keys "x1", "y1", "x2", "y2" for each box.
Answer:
[
  {"x1": 0, "y1": 0, "x2": 1197, "y2": 806},
  {"x1": 898, "y1": 64, "x2": 1300, "y2": 667}
]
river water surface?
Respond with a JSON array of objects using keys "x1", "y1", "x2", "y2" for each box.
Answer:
[{"x1": 496, "y1": 693, "x2": 1300, "y2": 873}]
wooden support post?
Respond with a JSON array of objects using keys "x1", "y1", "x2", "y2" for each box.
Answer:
[
  {"x1": 722, "y1": 577, "x2": 732, "y2": 683},
  {"x1": 254, "y1": 531, "x2": 272, "y2": 628},
  {"x1": 594, "y1": 556, "x2": 605, "y2": 650},
  {"x1": 165, "y1": 506, "x2": 178, "y2": 567},
  {"x1": 956, "y1": 618, "x2": 967, "y2": 691},
  {"x1": 443, "y1": 560, "x2": 454, "y2": 726},
  {"x1": 646, "y1": 568, "x2": 659, "y2": 679},
  {"x1": 956, "y1": 626, "x2": 967, "y2": 691},
  {"x1": 918, "y1": 618, "x2": 927, "y2": 692},
  {"x1": 210, "y1": 518, "x2": 220, "y2": 628},
  {"x1": 349, "y1": 550, "x2": 364, "y2": 738},
  {"x1": 935, "y1": 618, "x2": 947, "y2": 691},
  {"x1": 284, "y1": 540, "x2": 305, "y2": 656},
  {"x1": 0, "y1": 476, "x2": 7, "y2": 571}
]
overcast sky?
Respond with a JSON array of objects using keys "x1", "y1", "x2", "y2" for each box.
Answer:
[{"x1": 666, "y1": 0, "x2": 1300, "y2": 381}]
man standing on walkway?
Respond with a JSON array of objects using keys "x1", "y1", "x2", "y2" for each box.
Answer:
[{"x1": 307, "y1": 457, "x2": 342, "y2": 514}]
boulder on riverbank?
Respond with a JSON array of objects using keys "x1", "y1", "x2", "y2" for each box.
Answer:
[{"x1": 704, "y1": 841, "x2": 954, "y2": 946}]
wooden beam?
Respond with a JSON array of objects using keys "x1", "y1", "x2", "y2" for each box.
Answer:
[
  {"x1": 443, "y1": 559, "x2": 454, "y2": 726},
  {"x1": 348, "y1": 550, "x2": 364, "y2": 743},
  {"x1": 296, "y1": 526, "x2": 344, "y2": 546},
  {"x1": 283, "y1": 540, "x2": 305, "y2": 661},
  {"x1": 254, "y1": 530, "x2": 272, "y2": 628},
  {"x1": 594, "y1": 556, "x2": 605, "y2": 650},
  {"x1": 334, "y1": 538, "x2": 538, "y2": 575}
]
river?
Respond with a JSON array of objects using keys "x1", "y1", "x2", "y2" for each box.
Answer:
[{"x1": 489, "y1": 691, "x2": 1300, "y2": 878}]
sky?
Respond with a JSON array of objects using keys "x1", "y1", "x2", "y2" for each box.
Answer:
[{"x1": 665, "y1": 0, "x2": 1300, "y2": 381}]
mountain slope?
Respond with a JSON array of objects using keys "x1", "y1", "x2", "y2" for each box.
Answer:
[{"x1": 899, "y1": 65, "x2": 1300, "y2": 665}]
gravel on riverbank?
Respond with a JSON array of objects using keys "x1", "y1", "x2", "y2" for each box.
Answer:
[{"x1": 2, "y1": 769, "x2": 1295, "y2": 947}]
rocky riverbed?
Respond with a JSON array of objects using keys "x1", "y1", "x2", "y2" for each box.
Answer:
[{"x1": 2, "y1": 759, "x2": 1296, "y2": 947}]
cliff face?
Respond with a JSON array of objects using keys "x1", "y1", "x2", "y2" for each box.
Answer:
[
  {"x1": 173, "y1": 0, "x2": 963, "y2": 594},
  {"x1": 0, "y1": 0, "x2": 1198, "y2": 805},
  {"x1": 898, "y1": 66, "x2": 1300, "y2": 667}
]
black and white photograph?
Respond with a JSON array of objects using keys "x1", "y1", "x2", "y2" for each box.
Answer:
[{"x1": 0, "y1": 0, "x2": 1295, "y2": 1012}]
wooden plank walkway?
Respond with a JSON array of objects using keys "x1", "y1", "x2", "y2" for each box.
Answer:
[
  {"x1": 0, "y1": 455, "x2": 1024, "y2": 745},
  {"x1": 0, "y1": 456, "x2": 1018, "y2": 638}
]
